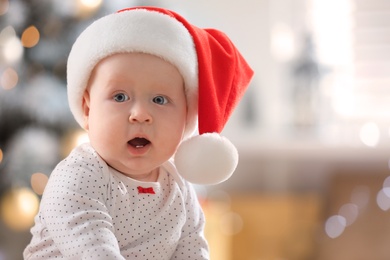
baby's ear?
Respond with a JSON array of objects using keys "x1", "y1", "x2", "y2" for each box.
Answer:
[{"x1": 81, "y1": 91, "x2": 90, "y2": 130}]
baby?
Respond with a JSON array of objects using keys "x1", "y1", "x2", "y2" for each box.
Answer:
[{"x1": 24, "y1": 6, "x2": 253, "y2": 259}]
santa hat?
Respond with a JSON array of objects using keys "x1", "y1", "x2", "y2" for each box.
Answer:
[{"x1": 67, "y1": 6, "x2": 254, "y2": 185}]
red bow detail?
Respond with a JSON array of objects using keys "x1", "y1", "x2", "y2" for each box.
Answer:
[{"x1": 137, "y1": 186, "x2": 155, "y2": 194}]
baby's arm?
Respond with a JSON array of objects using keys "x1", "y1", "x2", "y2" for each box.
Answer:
[
  {"x1": 39, "y1": 154, "x2": 125, "y2": 259},
  {"x1": 171, "y1": 184, "x2": 209, "y2": 260}
]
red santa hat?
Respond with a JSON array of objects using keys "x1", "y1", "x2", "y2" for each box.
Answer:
[{"x1": 67, "y1": 6, "x2": 254, "y2": 185}]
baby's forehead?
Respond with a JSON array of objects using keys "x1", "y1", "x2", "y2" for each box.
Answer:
[{"x1": 88, "y1": 52, "x2": 185, "y2": 90}]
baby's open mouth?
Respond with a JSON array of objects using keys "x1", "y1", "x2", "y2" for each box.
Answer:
[{"x1": 128, "y1": 137, "x2": 151, "y2": 148}]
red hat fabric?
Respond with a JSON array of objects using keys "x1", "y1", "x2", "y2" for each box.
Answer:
[{"x1": 67, "y1": 7, "x2": 254, "y2": 185}]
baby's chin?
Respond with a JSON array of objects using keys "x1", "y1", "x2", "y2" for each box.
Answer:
[{"x1": 106, "y1": 158, "x2": 163, "y2": 182}]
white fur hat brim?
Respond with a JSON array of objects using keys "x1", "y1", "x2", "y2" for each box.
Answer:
[{"x1": 67, "y1": 9, "x2": 198, "y2": 138}]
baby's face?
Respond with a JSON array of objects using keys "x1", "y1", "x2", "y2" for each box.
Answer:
[{"x1": 83, "y1": 52, "x2": 187, "y2": 181}]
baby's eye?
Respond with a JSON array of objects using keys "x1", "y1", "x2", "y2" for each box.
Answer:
[
  {"x1": 114, "y1": 93, "x2": 129, "y2": 102},
  {"x1": 152, "y1": 95, "x2": 168, "y2": 105}
]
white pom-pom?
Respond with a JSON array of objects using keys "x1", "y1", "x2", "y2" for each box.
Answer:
[{"x1": 174, "y1": 133, "x2": 238, "y2": 185}]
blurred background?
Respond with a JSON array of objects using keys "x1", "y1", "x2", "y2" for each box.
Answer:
[{"x1": 1, "y1": 0, "x2": 390, "y2": 259}]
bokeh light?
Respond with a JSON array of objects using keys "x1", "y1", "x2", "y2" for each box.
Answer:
[
  {"x1": 377, "y1": 188, "x2": 390, "y2": 211},
  {"x1": 21, "y1": 25, "x2": 40, "y2": 48},
  {"x1": 0, "y1": 187, "x2": 39, "y2": 231},
  {"x1": 1, "y1": 67, "x2": 18, "y2": 89},
  {"x1": 76, "y1": 0, "x2": 102, "y2": 18},
  {"x1": 30, "y1": 172, "x2": 49, "y2": 195},
  {"x1": 80, "y1": 0, "x2": 102, "y2": 9},
  {"x1": 270, "y1": 23, "x2": 296, "y2": 62},
  {"x1": 1, "y1": 27, "x2": 24, "y2": 64},
  {"x1": 0, "y1": 148, "x2": 3, "y2": 164},
  {"x1": 219, "y1": 212, "x2": 243, "y2": 236},
  {"x1": 359, "y1": 122, "x2": 380, "y2": 147},
  {"x1": 325, "y1": 215, "x2": 346, "y2": 239}
]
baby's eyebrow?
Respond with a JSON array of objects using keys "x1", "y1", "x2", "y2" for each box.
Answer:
[{"x1": 104, "y1": 81, "x2": 129, "y2": 92}]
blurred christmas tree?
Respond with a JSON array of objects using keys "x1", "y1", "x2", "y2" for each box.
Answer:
[
  {"x1": 0, "y1": 0, "x2": 100, "y2": 196},
  {"x1": 0, "y1": 0, "x2": 118, "y2": 258}
]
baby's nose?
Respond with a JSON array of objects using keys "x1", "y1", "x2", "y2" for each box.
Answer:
[{"x1": 128, "y1": 104, "x2": 152, "y2": 123}]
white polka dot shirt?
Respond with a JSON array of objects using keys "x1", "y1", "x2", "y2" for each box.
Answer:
[{"x1": 24, "y1": 143, "x2": 209, "y2": 259}]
